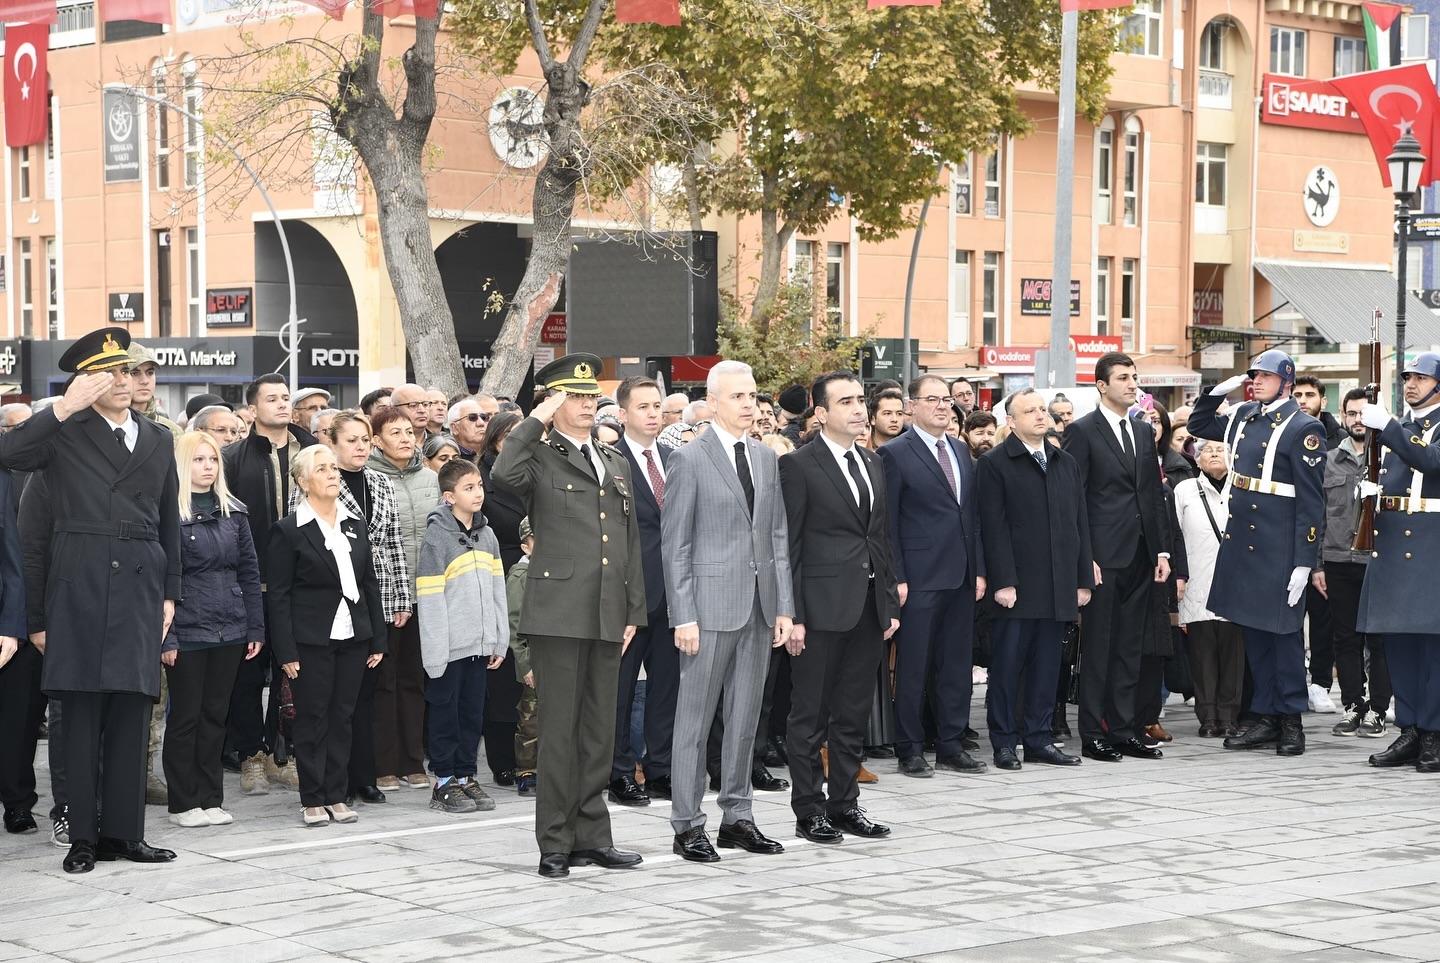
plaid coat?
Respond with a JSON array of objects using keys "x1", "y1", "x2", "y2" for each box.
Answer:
[{"x1": 290, "y1": 468, "x2": 410, "y2": 620}]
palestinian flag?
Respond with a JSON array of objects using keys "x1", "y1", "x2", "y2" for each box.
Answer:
[{"x1": 1362, "y1": 2, "x2": 1403, "y2": 70}]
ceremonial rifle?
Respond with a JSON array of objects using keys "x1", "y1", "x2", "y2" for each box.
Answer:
[{"x1": 1352, "y1": 309, "x2": 1381, "y2": 553}]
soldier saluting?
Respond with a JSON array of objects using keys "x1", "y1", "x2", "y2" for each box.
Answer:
[
  {"x1": 1356, "y1": 352, "x2": 1440, "y2": 773},
  {"x1": 0, "y1": 327, "x2": 182, "y2": 873},
  {"x1": 1189, "y1": 350, "x2": 1327, "y2": 757}
]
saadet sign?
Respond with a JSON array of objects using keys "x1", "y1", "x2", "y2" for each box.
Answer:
[{"x1": 1261, "y1": 74, "x2": 1365, "y2": 134}]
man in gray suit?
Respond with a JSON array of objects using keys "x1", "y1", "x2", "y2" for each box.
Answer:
[{"x1": 663, "y1": 360, "x2": 795, "y2": 863}]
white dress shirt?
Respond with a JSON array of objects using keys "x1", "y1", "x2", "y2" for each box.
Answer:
[
  {"x1": 295, "y1": 498, "x2": 358, "y2": 641},
  {"x1": 819, "y1": 431, "x2": 873, "y2": 509},
  {"x1": 555, "y1": 430, "x2": 606, "y2": 483},
  {"x1": 103, "y1": 411, "x2": 139, "y2": 452},
  {"x1": 624, "y1": 434, "x2": 665, "y2": 498},
  {"x1": 1097, "y1": 402, "x2": 1136, "y2": 454}
]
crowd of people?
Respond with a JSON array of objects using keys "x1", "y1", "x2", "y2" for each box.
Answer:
[{"x1": 0, "y1": 329, "x2": 1435, "y2": 880}]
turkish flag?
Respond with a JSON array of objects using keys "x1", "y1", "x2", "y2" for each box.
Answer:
[
  {"x1": 0, "y1": 0, "x2": 58, "y2": 23},
  {"x1": 615, "y1": 0, "x2": 680, "y2": 25},
  {"x1": 98, "y1": 0, "x2": 172, "y2": 23},
  {"x1": 1059, "y1": 0, "x2": 1132, "y2": 9},
  {"x1": 369, "y1": 0, "x2": 438, "y2": 16},
  {"x1": 1329, "y1": 64, "x2": 1440, "y2": 188},
  {"x1": 4, "y1": 23, "x2": 48, "y2": 149},
  {"x1": 296, "y1": 0, "x2": 350, "y2": 18}
]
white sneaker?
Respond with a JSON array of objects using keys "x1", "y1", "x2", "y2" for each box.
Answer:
[
  {"x1": 972, "y1": 667, "x2": 988, "y2": 685},
  {"x1": 1308, "y1": 684, "x2": 1338, "y2": 713},
  {"x1": 169, "y1": 808, "x2": 209, "y2": 828},
  {"x1": 204, "y1": 807, "x2": 234, "y2": 825}
]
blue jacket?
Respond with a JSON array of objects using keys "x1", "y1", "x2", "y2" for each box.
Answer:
[
  {"x1": 877, "y1": 426, "x2": 984, "y2": 591},
  {"x1": 1358, "y1": 412, "x2": 1440, "y2": 635},
  {"x1": 164, "y1": 495, "x2": 265, "y2": 651}
]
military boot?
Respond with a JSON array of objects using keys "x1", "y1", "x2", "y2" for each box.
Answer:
[
  {"x1": 1369, "y1": 726, "x2": 1421, "y2": 768},
  {"x1": 1416, "y1": 731, "x2": 1440, "y2": 774},
  {"x1": 1223, "y1": 715, "x2": 1280, "y2": 751},
  {"x1": 1276, "y1": 714, "x2": 1306, "y2": 756}
]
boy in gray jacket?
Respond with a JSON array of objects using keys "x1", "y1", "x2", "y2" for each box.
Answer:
[{"x1": 417, "y1": 460, "x2": 508, "y2": 814}]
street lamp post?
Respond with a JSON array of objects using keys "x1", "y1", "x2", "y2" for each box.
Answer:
[{"x1": 1388, "y1": 132, "x2": 1427, "y2": 412}]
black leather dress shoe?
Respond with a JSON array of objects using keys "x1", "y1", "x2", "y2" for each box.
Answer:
[
  {"x1": 865, "y1": 744, "x2": 896, "y2": 758},
  {"x1": 538, "y1": 853, "x2": 569, "y2": 878},
  {"x1": 718, "y1": 819, "x2": 785, "y2": 854},
  {"x1": 709, "y1": 772, "x2": 721, "y2": 792},
  {"x1": 352, "y1": 785, "x2": 387, "y2": 804},
  {"x1": 795, "y1": 813, "x2": 844, "y2": 844},
  {"x1": 494, "y1": 770, "x2": 517, "y2": 787},
  {"x1": 569, "y1": 846, "x2": 643, "y2": 869},
  {"x1": 63, "y1": 840, "x2": 96, "y2": 874},
  {"x1": 752, "y1": 765, "x2": 789, "y2": 792},
  {"x1": 95, "y1": 838, "x2": 176, "y2": 863},
  {"x1": 1081, "y1": 739, "x2": 1123, "y2": 762},
  {"x1": 897, "y1": 755, "x2": 933, "y2": 778},
  {"x1": 1113, "y1": 738, "x2": 1163, "y2": 760},
  {"x1": 4, "y1": 808, "x2": 37, "y2": 834},
  {"x1": 962, "y1": 735, "x2": 981, "y2": 751},
  {"x1": 1277, "y1": 714, "x2": 1306, "y2": 756},
  {"x1": 1024, "y1": 744, "x2": 1081, "y2": 766},
  {"x1": 644, "y1": 775, "x2": 672, "y2": 800},
  {"x1": 764, "y1": 734, "x2": 789, "y2": 767},
  {"x1": 935, "y1": 750, "x2": 987, "y2": 774},
  {"x1": 828, "y1": 807, "x2": 890, "y2": 838},
  {"x1": 1225, "y1": 716, "x2": 1281, "y2": 750},
  {"x1": 1371, "y1": 727, "x2": 1421, "y2": 767},
  {"x1": 221, "y1": 750, "x2": 241, "y2": 774},
  {"x1": 1198, "y1": 723, "x2": 1219, "y2": 738},
  {"x1": 994, "y1": 748, "x2": 1022, "y2": 771},
  {"x1": 674, "y1": 827, "x2": 721, "y2": 862},
  {"x1": 607, "y1": 775, "x2": 651, "y2": 806}
]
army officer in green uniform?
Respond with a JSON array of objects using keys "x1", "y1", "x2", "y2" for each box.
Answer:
[{"x1": 492, "y1": 353, "x2": 647, "y2": 879}]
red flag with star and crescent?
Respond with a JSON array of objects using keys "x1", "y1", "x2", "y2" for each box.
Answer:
[
  {"x1": 1329, "y1": 63, "x2": 1440, "y2": 188},
  {"x1": 4, "y1": 22, "x2": 49, "y2": 149}
]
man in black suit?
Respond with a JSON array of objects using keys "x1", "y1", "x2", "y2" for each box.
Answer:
[
  {"x1": 779, "y1": 372, "x2": 901, "y2": 844},
  {"x1": 976, "y1": 389, "x2": 1093, "y2": 770},
  {"x1": 878, "y1": 374, "x2": 987, "y2": 778},
  {"x1": 1062, "y1": 352, "x2": 1169, "y2": 763},
  {"x1": 607, "y1": 376, "x2": 679, "y2": 806}
]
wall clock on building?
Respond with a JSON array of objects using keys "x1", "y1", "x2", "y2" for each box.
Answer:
[
  {"x1": 488, "y1": 88, "x2": 548, "y2": 169},
  {"x1": 1303, "y1": 166, "x2": 1340, "y2": 227}
]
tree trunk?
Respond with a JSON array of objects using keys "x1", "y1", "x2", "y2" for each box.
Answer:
[{"x1": 751, "y1": 207, "x2": 795, "y2": 337}]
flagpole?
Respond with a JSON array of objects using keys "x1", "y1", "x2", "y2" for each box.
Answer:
[{"x1": 1045, "y1": 8, "x2": 1079, "y2": 388}]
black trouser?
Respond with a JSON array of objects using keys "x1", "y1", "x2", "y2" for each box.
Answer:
[
  {"x1": 374, "y1": 617, "x2": 426, "y2": 779},
  {"x1": 227, "y1": 630, "x2": 279, "y2": 759},
  {"x1": 61, "y1": 690, "x2": 150, "y2": 845},
  {"x1": 347, "y1": 664, "x2": 380, "y2": 792},
  {"x1": 987, "y1": 618, "x2": 1065, "y2": 752},
  {"x1": 484, "y1": 650, "x2": 523, "y2": 778},
  {"x1": 787, "y1": 586, "x2": 881, "y2": 818},
  {"x1": 47, "y1": 698, "x2": 65, "y2": 818},
  {"x1": 753, "y1": 648, "x2": 789, "y2": 763},
  {"x1": 426, "y1": 656, "x2": 488, "y2": 780},
  {"x1": 1080, "y1": 544, "x2": 1150, "y2": 744},
  {"x1": 0, "y1": 644, "x2": 45, "y2": 813},
  {"x1": 612, "y1": 604, "x2": 679, "y2": 781},
  {"x1": 292, "y1": 638, "x2": 368, "y2": 809},
  {"x1": 892, "y1": 584, "x2": 976, "y2": 758},
  {"x1": 1305, "y1": 583, "x2": 1335, "y2": 689},
  {"x1": 1135, "y1": 654, "x2": 1165, "y2": 728},
  {"x1": 1324, "y1": 561, "x2": 1391, "y2": 714},
  {"x1": 1186, "y1": 620, "x2": 1246, "y2": 725},
  {"x1": 163, "y1": 644, "x2": 244, "y2": 813}
]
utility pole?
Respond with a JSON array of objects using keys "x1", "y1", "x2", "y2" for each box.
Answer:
[{"x1": 1043, "y1": 8, "x2": 1080, "y2": 389}]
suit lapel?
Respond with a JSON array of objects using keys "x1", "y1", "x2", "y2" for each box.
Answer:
[
  {"x1": 116, "y1": 417, "x2": 160, "y2": 483},
  {"x1": 301, "y1": 519, "x2": 343, "y2": 584},
  {"x1": 1088, "y1": 410, "x2": 1130, "y2": 477},
  {"x1": 700, "y1": 429, "x2": 750, "y2": 514},
  {"x1": 905, "y1": 427, "x2": 952, "y2": 493},
  {"x1": 623, "y1": 444, "x2": 661, "y2": 515},
  {"x1": 549, "y1": 432, "x2": 596, "y2": 481},
  {"x1": 76, "y1": 409, "x2": 130, "y2": 473},
  {"x1": 815, "y1": 440, "x2": 866, "y2": 524}
]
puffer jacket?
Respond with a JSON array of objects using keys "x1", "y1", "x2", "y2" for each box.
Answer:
[
  {"x1": 164, "y1": 495, "x2": 266, "y2": 651},
  {"x1": 367, "y1": 448, "x2": 440, "y2": 585},
  {"x1": 415, "y1": 504, "x2": 508, "y2": 678}
]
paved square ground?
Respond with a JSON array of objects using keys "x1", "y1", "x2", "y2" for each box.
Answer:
[{"x1": 4, "y1": 696, "x2": 1440, "y2": 963}]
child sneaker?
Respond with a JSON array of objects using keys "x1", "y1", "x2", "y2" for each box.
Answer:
[
  {"x1": 516, "y1": 772, "x2": 537, "y2": 797},
  {"x1": 430, "y1": 781, "x2": 477, "y2": 814},
  {"x1": 461, "y1": 778, "x2": 496, "y2": 811}
]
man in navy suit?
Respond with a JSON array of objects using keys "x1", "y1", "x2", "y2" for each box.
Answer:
[
  {"x1": 608, "y1": 377, "x2": 679, "y2": 806},
  {"x1": 878, "y1": 375, "x2": 987, "y2": 777}
]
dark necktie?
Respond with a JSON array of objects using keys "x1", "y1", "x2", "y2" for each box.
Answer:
[
  {"x1": 643, "y1": 449, "x2": 665, "y2": 510},
  {"x1": 1120, "y1": 420, "x2": 1135, "y2": 461},
  {"x1": 845, "y1": 450, "x2": 871, "y2": 524},
  {"x1": 935, "y1": 438, "x2": 957, "y2": 498},
  {"x1": 734, "y1": 441, "x2": 755, "y2": 515},
  {"x1": 579, "y1": 443, "x2": 597, "y2": 480},
  {"x1": 1033, "y1": 449, "x2": 1047, "y2": 473},
  {"x1": 114, "y1": 426, "x2": 128, "y2": 450}
]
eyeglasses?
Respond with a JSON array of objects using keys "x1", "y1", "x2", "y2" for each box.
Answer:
[
  {"x1": 917, "y1": 395, "x2": 952, "y2": 408},
  {"x1": 394, "y1": 401, "x2": 428, "y2": 410},
  {"x1": 428, "y1": 400, "x2": 448, "y2": 408},
  {"x1": 458, "y1": 412, "x2": 490, "y2": 424},
  {"x1": 210, "y1": 427, "x2": 241, "y2": 438}
]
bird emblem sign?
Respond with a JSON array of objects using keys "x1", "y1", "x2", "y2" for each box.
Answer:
[{"x1": 1303, "y1": 166, "x2": 1340, "y2": 227}]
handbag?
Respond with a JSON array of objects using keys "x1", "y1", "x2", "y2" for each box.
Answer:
[{"x1": 1164, "y1": 626, "x2": 1194, "y2": 694}]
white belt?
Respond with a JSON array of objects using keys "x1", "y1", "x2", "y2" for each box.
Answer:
[
  {"x1": 1229, "y1": 471, "x2": 1296, "y2": 498},
  {"x1": 1379, "y1": 495, "x2": 1440, "y2": 513}
]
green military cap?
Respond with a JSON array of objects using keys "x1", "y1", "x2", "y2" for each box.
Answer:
[
  {"x1": 536, "y1": 353, "x2": 603, "y2": 395},
  {"x1": 519, "y1": 516, "x2": 533, "y2": 541}
]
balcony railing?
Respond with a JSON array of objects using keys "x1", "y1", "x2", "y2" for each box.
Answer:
[{"x1": 1199, "y1": 69, "x2": 1233, "y2": 110}]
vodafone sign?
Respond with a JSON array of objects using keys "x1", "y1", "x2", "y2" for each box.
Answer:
[
  {"x1": 1261, "y1": 74, "x2": 1365, "y2": 134},
  {"x1": 980, "y1": 336, "x2": 1122, "y2": 384}
]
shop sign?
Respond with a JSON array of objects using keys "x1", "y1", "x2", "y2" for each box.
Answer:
[
  {"x1": 108, "y1": 292, "x2": 143, "y2": 326},
  {"x1": 151, "y1": 345, "x2": 241, "y2": 367},
  {"x1": 1019, "y1": 278, "x2": 1080, "y2": 317},
  {"x1": 1261, "y1": 74, "x2": 1365, "y2": 134},
  {"x1": 102, "y1": 86, "x2": 141, "y2": 184},
  {"x1": 206, "y1": 288, "x2": 253, "y2": 328},
  {"x1": 1194, "y1": 289, "x2": 1224, "y2": 326},
  {"x1": 541, "y1": 313, "x2": 568, "y2": 344}
]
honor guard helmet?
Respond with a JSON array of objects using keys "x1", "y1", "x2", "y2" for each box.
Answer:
[
  {"x1": 1247, "y1": 349, "x2": 1296, "y2": 387},
  {"x1": 1403, "y1": 351, "x2": 1440, "y2": 405}
]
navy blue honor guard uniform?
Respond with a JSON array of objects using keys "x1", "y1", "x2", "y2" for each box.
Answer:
[
  {"x1": 1357, "y1": 352, "x2": 1440, "y2": 772},
  {"x1": 1188, "y1": 351, "x2": 1326, "y2": 755}
]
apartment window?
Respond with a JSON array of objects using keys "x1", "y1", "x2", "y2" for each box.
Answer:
[
  {"x1": 44, "y1": 100, "x2": 56, "y2": 199},
  {"x1": 55, "y1": 0, "x2": 96, "y2": 32},
  {"x1": 1096, "y1": 125, "x2": 1113, "y2": 224},
  {"x1": 1123, "y1": 121, "x2": 1140, "y2": 226},
  {"x1": 950, "y1": 251, "x2": 971, "y2": 348},
  {"x1": 154, "y1": 64, "x2": 170, "y2": 190},
  {"x1": 18, "y1": 147, "x2": 31, "y2": 201},
  {"x1": 1334, "y1": 37, "x2": 1368, "y2": 77},
  {"x1": 18, "y1": 240, "x2": 33, "y2": 339},
  {"x1": 1120, "y1": 258, "x2": 1137, "y2": 352},
  {"x1": 953, "y1": 155, "x2": 972, "y2": 216},
  {"x1": 1270, "y1": 26, "x2": 1307, "y2": 76},
  {"x1": 1199, "y1": 19, "x2": 1226, "y2": 70},
  {"x1": 1195, "y1": 142, "x2": 1228, "y2": 234},
  {"x1": 185, "y1": 227, "x2": 201, "y2": 334},
  {"x1": 825, "y1": 242, "x2": 845, "y2": 329},
  {"x1": 183, "y1": 60, "x2": 201, "y2": 188},
  {"x1": 1096, "y1": 257, "x2": 1112, "y2": 337},
  {"x1": 1123, "y1": 0, "x2": 1163, "y2": 57},
  {"x1": 1403, "y1": 15, "x2": 1429, "y2": 61},
  {"x1": 983, "y1": 145, "x2": 1001, "y2": 217},
  {"x1": 45, "y1": 237, "x2": 58, "y2": 337},
  {"x1": 982, "y1": 252, "x2": 1000, "y2": 346}
]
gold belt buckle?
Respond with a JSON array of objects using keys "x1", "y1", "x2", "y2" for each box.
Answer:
[{"x1": 1233, "y1": 474, "x2": 1250, "y2": 491}]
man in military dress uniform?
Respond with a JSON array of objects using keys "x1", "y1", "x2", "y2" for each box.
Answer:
[
  {"x1": 0, "y1": 328, "x2": 182, "y2": 873},
  {"x1": 1189, "y1": 350, "x2": 1327, "y2": 756},
  {"x1": 492, "y1": 353, "x2": 648, "y2": 879},
  {"x1": 1356, "y1": 352, "x2": 1440, "y2": 772}
]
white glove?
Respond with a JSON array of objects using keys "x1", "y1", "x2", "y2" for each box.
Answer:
[
  {"x1": 1286, "y1": 566, "x2": 1310, "y2": 607},
  {"x1": 1360, "y1": 402, "x2": 1393, "y2": 431},
  {"x1": 1210, "y1": 374, "x2": 1248, "y2": 397},
  {"x1": 1358, "y1": 480, "x2": 1381, "y2": 500}
]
